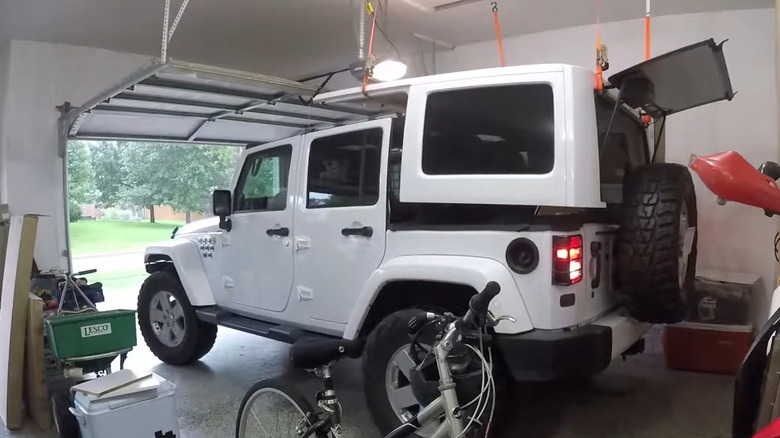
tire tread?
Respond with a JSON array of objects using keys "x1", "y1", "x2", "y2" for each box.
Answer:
[
  {"x1": 137, "y1": 271, "x2": 218, "y2": 365},
  {"x1": 617, "y1": 163, "x2": 697, "y2": 323}
]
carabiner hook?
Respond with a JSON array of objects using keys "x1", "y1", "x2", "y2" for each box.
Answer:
[{"x1": 491, "y1": 1, "x2": 498, "y2": 12}]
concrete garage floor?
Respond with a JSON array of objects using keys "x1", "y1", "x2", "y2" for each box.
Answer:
[{"x1": 5, "y1": 288, "x2": 734, "y2": 438}]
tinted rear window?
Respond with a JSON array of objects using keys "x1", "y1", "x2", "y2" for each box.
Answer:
[{"x1": 422, "y1": 84, "x2": 555, "y2": 175}]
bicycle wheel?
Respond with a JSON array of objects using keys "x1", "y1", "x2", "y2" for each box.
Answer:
[{"x1": 236, "y1": 377, "x2": 327, "y2": 438}]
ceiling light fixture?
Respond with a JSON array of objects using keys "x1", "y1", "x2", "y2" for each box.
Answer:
[{"x1": 372, "y1": 59, "x2": 408, "y2": 82}]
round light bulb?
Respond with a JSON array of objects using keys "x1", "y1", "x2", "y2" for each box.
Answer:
[{"x1": 372, "y1": 59, "x2": 408, "y2": 82}]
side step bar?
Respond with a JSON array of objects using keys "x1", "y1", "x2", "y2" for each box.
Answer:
[{"x1": 194, "y1": 306, "x2": 334, "y2": 344}]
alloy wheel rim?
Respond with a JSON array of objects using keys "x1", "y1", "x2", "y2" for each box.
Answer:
[{"x1": 149, "y1": 290, "x2": 186, "y2": 348}]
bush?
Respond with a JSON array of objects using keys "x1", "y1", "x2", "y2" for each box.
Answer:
[{"x1": 68, "y1": 199, "x2": 82, "y2": 223}]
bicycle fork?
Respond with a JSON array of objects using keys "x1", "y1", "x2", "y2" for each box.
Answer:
[
  {"x1": 318, "y1": 366, "x2": 344, "y2": 438},
  {"x1": 435, "y1": 336, "x2": 465, "y2": 438}
]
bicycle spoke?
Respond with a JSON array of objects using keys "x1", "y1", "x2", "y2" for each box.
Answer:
[
  {"x1": 250, "y1": 406, "x2": 271, "y2": 437},
  {"x1": 238, "y1": 387, "x2": 311, "y2": 438}
]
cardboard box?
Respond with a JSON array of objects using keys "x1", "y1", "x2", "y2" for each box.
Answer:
[{"x1": 0, "y1": 215, "x2": 39, "y2": 429}]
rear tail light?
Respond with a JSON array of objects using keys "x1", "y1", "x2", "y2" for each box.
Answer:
[{"x1": 553, "y1": 235, "x2": 583, "y2": 285}]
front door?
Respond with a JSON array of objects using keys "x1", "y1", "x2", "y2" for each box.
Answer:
[
  {"x1": 223, "y1": 140, "x2": 299, "y2": 312},
  {"x1": 294, "y1": 120, "x2": 391, "y2": 324}
]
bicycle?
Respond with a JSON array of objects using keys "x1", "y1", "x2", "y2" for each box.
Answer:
[{"x1": 235, "y1": 282, "x2": 511, "y2": 438}]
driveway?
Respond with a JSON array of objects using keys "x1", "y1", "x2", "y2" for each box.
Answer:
[{"x1": 72, "y1": 251, "x2": 145, "y2": 274}]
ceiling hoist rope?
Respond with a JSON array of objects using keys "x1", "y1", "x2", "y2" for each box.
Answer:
[
  {"x1": 491, "y1": 2, "x2": 506, "y2": 67},
  {"x1": 362, "y1": 1, "x2": 378, "y2": 96},
  {"x1": 594, "y1": 0, "x2": 604, "y2": 91},
  {"x1": 643, "y1": 0, "x2": 653, "y2": 124}
]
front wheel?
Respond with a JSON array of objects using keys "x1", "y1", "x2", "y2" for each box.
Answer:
[
  {"x1": 137, "y1": 271, "x2": 217, "y2": 365},
  {"x1": 236, "y1": 378, "x2": 327, "y2": 438}
]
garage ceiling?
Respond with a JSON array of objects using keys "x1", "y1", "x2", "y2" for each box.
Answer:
[{"x1": 0, "y1": 0, "x2": 772, "y2": 81}]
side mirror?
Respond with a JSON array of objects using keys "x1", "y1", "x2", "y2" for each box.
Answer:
[{"x1": 212, "y1": 190, "x2": 232, "y2": 231}]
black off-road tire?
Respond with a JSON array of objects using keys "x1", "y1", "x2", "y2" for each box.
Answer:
[
  {"x1": 138, "y1": 271, "x2": 217, "y2": 365},
  {"x1": 618, "y1": 163, "x2": 698, "y2": 323},
  {"x1": 363, "y1": 309, "x2": 507, "y2": 438}
]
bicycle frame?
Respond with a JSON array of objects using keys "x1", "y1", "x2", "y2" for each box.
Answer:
[{"x1": 309, "y1": 323, "x2": 471, "y2": 438}]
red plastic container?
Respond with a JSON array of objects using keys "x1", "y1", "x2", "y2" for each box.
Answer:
[{"x1": 663, "y1": 322, "x2": 753, "y2": 375}]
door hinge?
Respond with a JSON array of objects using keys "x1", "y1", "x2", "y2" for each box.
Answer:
[
  {"x1": 295, "y1": 237, "x2": 311, "y2": 251},
  {"x1": 297, "y1": 286, "x2": 314, "y2": 301}
]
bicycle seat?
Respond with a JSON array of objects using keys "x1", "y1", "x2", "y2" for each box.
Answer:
[{"x1": 290, "y1": 337, "x2": 365, "y2": 369}]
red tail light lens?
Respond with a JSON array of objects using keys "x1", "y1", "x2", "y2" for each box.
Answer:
[{"x1": 553, "y1": 235, "x2": 583, "y2": 285}]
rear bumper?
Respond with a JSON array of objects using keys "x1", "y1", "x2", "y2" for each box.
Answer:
[{"x1": 494, "y1": 309, "x2": 650, "y2": 381}]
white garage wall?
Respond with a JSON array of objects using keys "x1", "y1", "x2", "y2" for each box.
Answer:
[
  {"x1": 0, "y1": 40, "x2": 150, "y2": 269},
  {"x1": 435, "y1": 8, "x2": 779, "y2": 314},
  {"x1": 0, "y1": 40, "x2": 11, "y2": 204}
]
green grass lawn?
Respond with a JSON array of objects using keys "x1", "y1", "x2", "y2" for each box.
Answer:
[
  {"x1": 70, "y1": 220, "x2": 183, "y2": 257},
  {"x1": 87, "y1": 268, "x2": 147, "y2": 292}
]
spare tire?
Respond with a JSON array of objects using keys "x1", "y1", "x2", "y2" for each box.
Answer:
[{"x1": 618, "y1": 163, "x2": 697, "y2": 323}]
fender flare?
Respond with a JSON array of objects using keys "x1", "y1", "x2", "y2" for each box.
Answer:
[
  {"x1": 145, "y1": 240, "x2": 216, "y2": 306},
  {"x1": 343, "y1": 255, "x2": 534, "y2": 340}
]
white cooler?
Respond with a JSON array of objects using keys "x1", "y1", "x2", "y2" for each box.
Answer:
[{"x1": 71, "y1": 370, "x2": 180, "y2": 438}]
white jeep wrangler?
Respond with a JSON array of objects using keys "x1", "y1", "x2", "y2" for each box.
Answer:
[{"x1": 138, "y1": 39, "x2": 732, "y2": 435}]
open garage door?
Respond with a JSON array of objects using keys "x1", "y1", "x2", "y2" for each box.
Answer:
[
  {"x1": 59, "y1": 57, "x2": 387, "y2": 270},
  {"x1": 63, "y1": 58, "x2": 381, "y2": 146}
]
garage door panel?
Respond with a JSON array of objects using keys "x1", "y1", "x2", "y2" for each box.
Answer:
[
  {"x1": 196, "y1": 119, "x2": 299, "y2": 144},
  {"x1": 129, "y1": 84, "x2": 250, "y2": 107},
  {"x1": 77, "y1": 113, "x2": 202, "y2": 139},
  {"x1": 106, "y1": 97, "x2": 220, "y2": 116}
]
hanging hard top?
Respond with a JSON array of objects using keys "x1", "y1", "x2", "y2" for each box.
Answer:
[
  {"x1": 65, "y1": 59, "x2": 386, "y2": 146},
  {"x1": 609, "y1": 38, "x2": 735, "y2": 118}
]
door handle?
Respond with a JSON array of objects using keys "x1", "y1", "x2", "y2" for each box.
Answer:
[
  {"x1": 591, "y1": 241, "x2": 602, "y2": 289},
  {"x1": 341, "y1": 226, "x2": 373, "y2": 238},
  {"x1": 266, "y1": 227, "x2": 290, "y2": 237}
]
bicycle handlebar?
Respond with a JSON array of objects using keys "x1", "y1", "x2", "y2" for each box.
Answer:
[
  {"x1": 456, "y1": 281, "x2": 501, "y2": 332},
  {"x1": 72, "y1": 269, "x2": 97, "y2": 276},
  {"x1": 407, "y1": 282, "x2": 501, "y2": 337}
]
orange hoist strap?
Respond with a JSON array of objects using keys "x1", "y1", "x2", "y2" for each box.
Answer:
[
  {"x1": 594, "y1": 0, "x2": 603, "y2": 91},
  {"x1": 642, "y1": 1, "x2": 652, "y2": 124},
  {"x1": 362, "y1": 2, "x2": 377, "y2": 96},
  {"x1": 491, "y1": 2, "x2": 506, "y2": 67},
  {"x1": 595, "y1": 36, "x2": 603, "y2": 92}
]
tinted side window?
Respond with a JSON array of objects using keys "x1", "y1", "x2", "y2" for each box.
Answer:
[
  {"x1": 307, "y1": 128, "x2": 383, "y2": 209},
  {"x1": 422, "y1": 84, "x2": 555, "y2": 175},
  {"x1": 596, "y1": 97, "x2": 648, "y2": 184},
  {"x1": 234, "y1": 145, "x2": 292, "y2": 212}
]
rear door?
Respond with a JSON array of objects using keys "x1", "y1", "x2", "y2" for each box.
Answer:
[
  {"x1": 609, "y1": 38, "x2": 734, "y2": 118},
  {"x1": 294, "y1": 120, "x2": 391, "y2": 324}
]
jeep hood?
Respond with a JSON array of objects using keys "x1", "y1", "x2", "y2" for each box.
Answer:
[
  {"x1": 174, "y1": 217, "x2": 221, "y2": 236},
  {"x1": 609, "y1": 38, "x2": 734, "y2": 118}
]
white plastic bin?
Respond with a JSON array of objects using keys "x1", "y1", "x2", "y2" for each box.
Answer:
[{"x1": 71, "y1": 371, "x2": 180, "y2": 438}]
